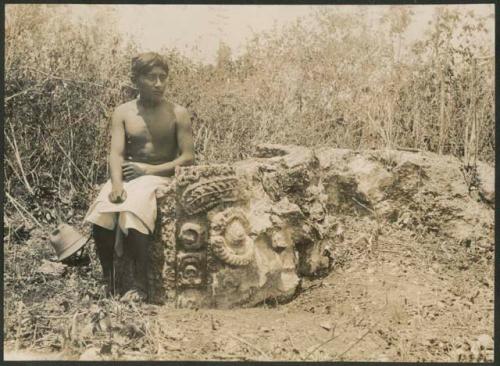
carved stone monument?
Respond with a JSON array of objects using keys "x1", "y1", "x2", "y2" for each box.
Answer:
[
  {"x1": 111, "y1": 143, "x2": 493, "y2": 308},
  {"x1": 167, "y1": 144, "x2": 335, "y2": 308}
]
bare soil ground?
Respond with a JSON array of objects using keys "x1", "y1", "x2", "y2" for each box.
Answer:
[{"x1": 3, "y1": 210, "x2": 494, "y2": 362}]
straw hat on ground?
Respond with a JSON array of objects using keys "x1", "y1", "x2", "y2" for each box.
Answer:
[{"x1": 49, "y1": 224, "x2": 88, "y2": 261}]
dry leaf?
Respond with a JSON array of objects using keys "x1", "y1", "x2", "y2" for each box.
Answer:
[{"x1": 37, "y1": 260, "x2": 67, "y2": 276}]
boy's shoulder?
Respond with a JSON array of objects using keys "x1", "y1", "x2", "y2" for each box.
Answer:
[
  {"x1": 171, "y1": 101, "x2": 186, "y2": 112},
  {"x1": 115, "y1": 99, "x2": 138, "y2": 115},
  {"x1": 171, "y1": 101, "x2": 190, "y2": 123}
]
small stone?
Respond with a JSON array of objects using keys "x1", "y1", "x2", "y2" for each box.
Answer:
[
  {"x1": 476, "y1": 334, "x2": 493, "y2": 349},
  {"x1": 320, "y1": 321, "x2": 332, "y2": 331},
  {"x1": 378, "y1": 355, "x2": 390, "y2": 362},
  {"x1": 79, "y1": 347, "x2": 103, "y2": 361}
]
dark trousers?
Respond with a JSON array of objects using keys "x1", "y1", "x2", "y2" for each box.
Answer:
[{"x1": 92, "y1": 225, "x2": 152, "y2": 296}]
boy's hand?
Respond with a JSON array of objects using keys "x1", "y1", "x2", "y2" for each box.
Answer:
[
  {"x1": 122, "y1": 162, "x2": 151, "y2": 181},
  {"x1": 109, "y1": 184, "x2": 127, "y2": 203}
]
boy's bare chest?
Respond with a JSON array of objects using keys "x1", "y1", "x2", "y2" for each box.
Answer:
[{"x1": 124, "y1": 109, "x2": 176, "y2": 143}]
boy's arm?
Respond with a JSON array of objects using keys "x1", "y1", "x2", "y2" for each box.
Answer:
[{"x1": 109, "y1": 107, "x2": 127, "y2": 203}]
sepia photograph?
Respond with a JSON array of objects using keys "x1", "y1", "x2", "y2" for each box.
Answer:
[{"x1": 3, "y1": 3, "x2": 495, "y2": 362}]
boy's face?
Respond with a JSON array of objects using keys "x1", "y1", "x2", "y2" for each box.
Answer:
[{"x1": 136, "y1": 66, "x2": 168, "y2": 102}]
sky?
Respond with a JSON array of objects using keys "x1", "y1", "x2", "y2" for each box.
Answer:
[{"x1": 64, "y1": 4, "x2": 494, "y2": 64}]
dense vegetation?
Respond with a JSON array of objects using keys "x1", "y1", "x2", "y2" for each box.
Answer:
[{"x1": 4, "y1": 5, "x2": 494, "y2": 225}]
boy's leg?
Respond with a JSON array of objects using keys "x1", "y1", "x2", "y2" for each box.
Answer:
[
  {"x1": 92, "y1": 224, "x2": 115, "y2": 294},
  {"x1": 126, "y1": 229, "x2": 152, "y2": 300}
]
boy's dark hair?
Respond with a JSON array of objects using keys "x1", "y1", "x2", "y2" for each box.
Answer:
[{"x1": 131, "y1": 52, "x2": 169, "y2": 83}]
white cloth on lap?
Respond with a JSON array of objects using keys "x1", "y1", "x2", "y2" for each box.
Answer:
[{"x1": 84, "y1": 175, "x2": 172, "y2": 235}]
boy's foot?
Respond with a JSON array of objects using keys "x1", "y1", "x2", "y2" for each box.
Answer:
[
  {"x1": 120, "y1": 288, "x2": 147, "y2": 303},
  {"x1": 99, "y1": 284, "x2": 115, "y2": 298}
]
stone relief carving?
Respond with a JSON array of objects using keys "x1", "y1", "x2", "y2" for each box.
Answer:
[
  {"x1": 139, "y1": 143, "x2": 492, "y2": 309},
  {"x1": 176, "y1": 165, "x2": 240, "y2": 215},
  {"x1": 178, "y1": 222, "x2": 205, "y2": 251},
  {"x1": 181, "y1": 176, "x2": 239, "y2": 215},
  {"x1": 170, "y1": 150, "x2": 335, "y2": 308},
  {"x1": 177, "y1": 252, "x2": 205, "y2": 288},
  {"x1": 176, "y1": 165, "x2": 235, "y2": 188},
  {"x1": 209, "y1": 208, "x2": 255, "y2": 267}
]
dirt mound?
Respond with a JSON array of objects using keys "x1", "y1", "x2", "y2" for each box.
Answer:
[{"x1": 3, "y1": 147, "x2": 494, "y2": 361}]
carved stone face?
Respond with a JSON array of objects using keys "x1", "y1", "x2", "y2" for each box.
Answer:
[
  {"x1": 183, "y1": 264, "x2": 199, "y2": 279},
  {"x1": 179, "y1": 223, "x2": 205, "y2": 250},
  {"x1": 225, "y1": 219, "x2": 247, "y2": 249},
  {"x1": 178, "y1": 253, "x2": 205, "y2": 287}
]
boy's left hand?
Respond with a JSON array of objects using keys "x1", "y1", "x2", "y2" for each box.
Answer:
[{"x1": 122, "y1": 162, "x2": 151, "y2": 181}]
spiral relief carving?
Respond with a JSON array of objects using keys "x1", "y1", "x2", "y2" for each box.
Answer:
[{"x1": 209, "y1": 208, "x2": 255, "y2": 266}]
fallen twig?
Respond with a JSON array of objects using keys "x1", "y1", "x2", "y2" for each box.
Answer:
[
  {"x1": 337, "y1": 321, "x2": 380, "y2": 359},
  {"x1": 5, "y1": 191, "x2": 43, "y2": 228},
  {"x1": 303, "y1": 326, "x2": 339, "y2": 360},
  {"x1": 351, "y1": 197, "x2": 378, "y2": 219},
  {"x1": 395, "y1": 146, "x2": 422, "y2": 153},
  {"x1": 6, "y1": 123, "x2": 34, "y2": 195},
  {"x1": 303, "y1": 314, "x2": 362, "y2": 361},
  {"x1": 5, "y1": 85, "x2": 39, "y2": 102},
  {"x1": 5, "y1": 155, "x2": 25, "y2": 186},
  {"x1": 377, "y1": 249, "x2": 400, "y2": 254},
  {"x1": 229, "y1": 333, "x2": 270, "y2": 360}
]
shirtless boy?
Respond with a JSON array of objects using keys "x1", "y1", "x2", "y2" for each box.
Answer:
[{"x1": 85, "y1": 52, "x2": 194, "y2": 300}]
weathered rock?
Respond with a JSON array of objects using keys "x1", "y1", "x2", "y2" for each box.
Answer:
[
  {"x1": 172, "y1": 165, "x2": 285, "y2": 308},
  {"x1": 317, "y1": 148, "x2": 493, "y2": 249},
  {"x1": 112, "y1": 144, "x2": 494, "y2": 308},
  {"x1": 168, "y1": 144, "x2": 337, "y2": 309},
  {"x1": 348, "y1": 155, "x2": 394, "y2": 203}
]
